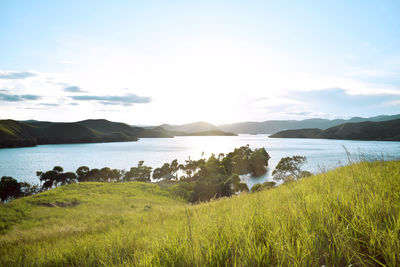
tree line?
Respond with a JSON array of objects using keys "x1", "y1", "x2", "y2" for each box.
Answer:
[{"x1": 1, "y1": 145, "x2": 311, "y2": 203}]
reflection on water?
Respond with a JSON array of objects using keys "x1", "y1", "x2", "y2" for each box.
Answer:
[{"x1": 0, "y1": 135, "x2": 399, "y2": 188}]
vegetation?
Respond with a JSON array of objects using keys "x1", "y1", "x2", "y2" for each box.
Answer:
[
  {"x1": 1, "y1": 145, "x2": 268, "y2": 204},
  {"x1": 0, "y1": 160, "x2": 399, "y2": 266},
  {"x1": 272, "y1": 155, "x2": 312, "y2": 183},
  {"x1": 270, "y1": 118, "x2": 400, "y2": 141}
]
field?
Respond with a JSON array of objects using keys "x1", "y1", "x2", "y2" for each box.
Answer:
[{"x1": 1, "y1": 161, "x2": 400, "y2": 266}]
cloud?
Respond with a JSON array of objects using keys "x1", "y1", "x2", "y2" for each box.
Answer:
[
  {"x1": 0, "y1": 71, "x2": 37, "y2": 79},
  {"x1": 289, "y1": 87, "x2": 400, "y2": 116},
  {"x1": 70, "y1": 93, "x2": 151, "y2": 106},
  {"x1": 38, "y1": 103, "x2": 60, "y2": 107},
  {"x1": 64, "y1": 85, "x2": 86, "y2": 92},
  {"x1": 0, "y1": 93, "x2": 41, "y2": 102}
]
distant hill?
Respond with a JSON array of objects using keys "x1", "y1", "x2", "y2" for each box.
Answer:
[
  {"x1": 160, "y1": 121, "x2": 220, "y2": 133},
  {"x1": 0, "y1": 119, "x2": 236, "y2": 148},
  {"x1": 184, "y1": 130, "x2": 237, "y2": 136},
  {"x1": 270, "y1": 118, "x2": 400, "y2": 141},
  {"x1": 0, "y1": 119, "x2": 175, "y2": 148},
  {"x1": 219, "y1": 114, "x2": 400, "y2": 134}
]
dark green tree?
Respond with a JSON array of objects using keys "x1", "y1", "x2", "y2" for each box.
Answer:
[
  {"x1": 76, "y1": 166, "x2": 90, "y2": 182},
  {"x1": 272, "y1": 156, "x2": 311, "y2": 183},
  {"x1": 124, "y1": 161, "x2": 152, "y2": 182},
  {"x1": 0, "y1": 176, "x2": 22, "y2": 202}
]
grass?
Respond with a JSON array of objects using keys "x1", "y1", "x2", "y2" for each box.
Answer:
[{"x1": 1, "y1": 161, "x2": 400, "y2": 266}]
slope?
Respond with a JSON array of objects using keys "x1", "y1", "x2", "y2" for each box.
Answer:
[
  {"x1": 1, "y1": 161, "x2": 399, "y2": 266},
  {"x1": 270, "y1": 118, "x2": 400, "y2": 141}
]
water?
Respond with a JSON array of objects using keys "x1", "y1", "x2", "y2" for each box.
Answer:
[{"x1": 0, "y1": 135, "x2": 399, "y2": 188}]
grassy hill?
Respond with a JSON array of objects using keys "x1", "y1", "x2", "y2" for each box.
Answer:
[
  {"x1": 1, "y1": 161, "x2": 400, "y2": 266},
  {"x1": 270, "y1": 118, "x2": 400, "y2": 141}
]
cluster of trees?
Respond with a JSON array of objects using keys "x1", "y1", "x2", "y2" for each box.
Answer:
[
  {"x1": 1, "y1": 146, "x2": 312, "y2": 203},
  {"x1": 166, "y1": 146, "x2": 270, "y2": 202},
  {"x1": 37, "y1": 161, "x2": 154, "y2": 187}
]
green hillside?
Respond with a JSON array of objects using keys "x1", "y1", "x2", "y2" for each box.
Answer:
[
  {"x1": 0, "y1": 119, "x2": 177, "y2": 148},
  {"x1": 1, "y1": 161, "x2": 399, "y2": 266},
  {"x1": 270, "y1": 118, "x2": 400, "y2": 141}
]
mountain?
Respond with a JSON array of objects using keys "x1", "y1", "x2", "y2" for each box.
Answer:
[
  {"x1": 219, "y1": 114, "x2": 400, "y2": 134},
  {"x1": 0, "y1": 119, "x2": 237, "y2": 148},
  {"x1": 0, "y1": 119, "x2": 176, "y2": 148},
  {"x1": 160, "y1": 121, "x2": 220, "y2": 133},
  {"x1": 270, "y1": 118, "x2": 400, "y2": 141}
]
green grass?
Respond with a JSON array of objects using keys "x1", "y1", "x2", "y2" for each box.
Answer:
[{"x1": 1, "y1": 161, "x2": 400, "y2": 266}]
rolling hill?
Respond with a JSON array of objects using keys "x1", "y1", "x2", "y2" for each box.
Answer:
[
  {"x1": 270, "y1": 118, "x2": 400, "y2": 141},
  {"x1": 219, "y1": 114, "x2": 400, "y2": 134},
  {"x1": 0, "y1": 119, "x2": 237, "y2": 148},
  {"x1": 0, "y1": 119, "x2": 174, "y2": 148}
]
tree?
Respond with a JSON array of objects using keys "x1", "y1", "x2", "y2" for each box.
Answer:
[
  {"x1": 250, "y1": 181, "x2": 276, "y2": 193},
  {"x1": 272, "y1": 156, "x2": 311, "y2": 183},
  {"x1": 124, "y1": 161, "x2": 152, "y2": 182},
  {"x1": 231, "y1": 174, "x2": 249, "y2": 193},
  {"x1": 249, "y1": 148, "x2": 270, "y2": 177},
  {"x1": 153, "y1": 163, "x2": 171, "y2": 180},
  {"x1": 0, "y1": 176, "x2": 22, "y2": 202},
  {"x1": 170, "y1": 159, "x2": 179, "y2": 179},
  {"x1": 76, "y1": 166, "x2": 90, "y2": 182},
  {"x1": 37, "y1": 166, "x2": 77, "y2": 190}
]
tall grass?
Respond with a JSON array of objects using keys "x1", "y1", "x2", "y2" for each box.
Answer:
[{"x1": 1, "y1": 161, "x2": 399, "y2": 266}]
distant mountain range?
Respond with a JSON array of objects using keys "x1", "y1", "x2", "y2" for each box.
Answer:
[
  {"x1": 158, "y1": 121, "x2": 220, "y2": 133},
  {"x1": 1, "y1": 114, "x2": 399, "y2": 148},
  {"x1": 270, "y1": 119, "x2": 400, "y2": 141},
  {"x1": 218, "y1": 114, "x2": 400, "y2": 134}
]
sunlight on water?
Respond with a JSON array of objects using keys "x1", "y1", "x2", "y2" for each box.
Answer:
[{"x1": 0, "y1": 135, "x2": 399, "y2": 188}]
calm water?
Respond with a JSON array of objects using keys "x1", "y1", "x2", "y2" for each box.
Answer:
[{"x1": 1, "y1": 135, "x2": 399, "y2": 188}]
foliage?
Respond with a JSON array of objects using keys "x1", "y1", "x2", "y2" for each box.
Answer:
[
  {"x1": 272, "y1": 155, "x2": 311, "y2": 183},
  {"x1": 124, "y1": 161, "x2": 152, "y2": 182},
  {"x1": 0, "y1": 177, "x2": 39, "y2": 202},
  {"x1": 7, "y1": 146, "x2": 269, "y2": 203},
  {"x1": 36, "y1": 166, "x2": 77, "y2": 190},
  {"x1": 0, "y1": 177, "x2": 22, "y2": 202},
  {"x1": 153, "y1": 159, "x2": 179, "y2": 180},
  {"x1": 250, "y1": 181, "x2": 276, "y2": 193},
  {"x1": 171, "y1": 146, "x2": 268, "y2": 202}
]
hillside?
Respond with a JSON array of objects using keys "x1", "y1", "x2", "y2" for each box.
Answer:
[
  {"x1": 219, "y1": 114, "x2": 400, "y2": 134},
  {"x1": 270, "y1": 118, "x2": 400, "y2": 141},
  {"x1": 0, "y1": 119, "x2": 176, "y2": 148},
  {"x1": 1, "y1": 161, "x2": 399, "y2": 266}
]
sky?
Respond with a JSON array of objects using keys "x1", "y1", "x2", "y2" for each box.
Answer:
[{"x1": 0, "y1": 0, "x2": 399, "y2": 125}]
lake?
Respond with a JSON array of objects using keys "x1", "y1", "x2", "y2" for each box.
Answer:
[{"x1": 1, "y1": 135, "x2": 399, "y2": 188}]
